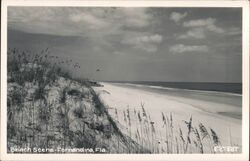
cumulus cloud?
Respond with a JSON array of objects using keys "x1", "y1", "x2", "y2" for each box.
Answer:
[
  {"x1": 119, "y1": 8, "x2": 151, "y2": 28},
  {"x1": 178, "y1": 17, "x2": 224, "y2": 39},
  {"x1": 169, "y1": 44, "x2": 209, "y2": 53},
  {"x1": 8, "y1": 7, "x2": 152, "y2": 36},
  {"x1": 69, "y1": 12, "x2": 110, "y2": 30},
  {"x1": 8, "y1": 7, "x2": 158, "y2": 53},
  {"x1": 121, "y1": 34, "x2": 163, "y2": 53},
  {"x1": 183, "y1": 18, "x2": 214, "y2": 27},
  {"x1": 170, "y1": 12, "x2": 187, "y2": 22},
  {"x1": 183, "y1": 18, "x2": 224, "y2": 33},
  {"x1": 128, "y1": 34, "x2": 163, "y2": 44},
  {"x1": 178, "y1": 28, "x2": 205, "y2": 39}
]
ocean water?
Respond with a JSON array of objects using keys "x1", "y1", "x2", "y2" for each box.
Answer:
[{"x1": 108, "y1": 81, "x2": 242, "y2": 94}]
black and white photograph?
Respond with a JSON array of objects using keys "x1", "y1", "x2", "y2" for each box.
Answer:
[{"x1": 1, "y1": 0, "x2": 249, "y2": 161}]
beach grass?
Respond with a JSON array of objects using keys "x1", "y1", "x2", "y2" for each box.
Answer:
[
  {"x1": 7, "y1": 48, "x2": 146, "y2": 153},
  {"x1": 114, "y1": 104, "x2": 224, "y2": 154}
]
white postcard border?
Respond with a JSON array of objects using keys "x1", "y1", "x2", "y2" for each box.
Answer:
[{"x1": 1, "y1": 1, "x2": 249, "y2": 161}]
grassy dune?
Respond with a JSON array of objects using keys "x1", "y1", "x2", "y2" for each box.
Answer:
[{"x1": 7, "y1": 48, "x2": 145, "y2": 153}]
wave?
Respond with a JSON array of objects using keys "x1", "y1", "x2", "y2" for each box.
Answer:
[{"x1": 110, "y1": 82, "x2": 242, "y2": 97}]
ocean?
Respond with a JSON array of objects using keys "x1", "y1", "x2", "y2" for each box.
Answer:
[
  {"x1": 105, "y1": 81, "x2": 242, "y2": 110},
  {"x1": 107, "y1": 81, "x2": 242, "y2": 94}
]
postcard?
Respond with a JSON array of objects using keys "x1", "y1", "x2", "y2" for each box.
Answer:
[{"x1": 1, "y1": 0, "x2": 249, "y2": 161}]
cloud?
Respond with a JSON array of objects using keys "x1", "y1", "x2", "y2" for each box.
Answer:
[
  {"x1": 129, "y1": 34, "x2": 163, "y2": 44},
  {"x1": 183, "y1": 18, "x2": 214, "y2": 27},
  {"x1": 8, "y1": 7, "x2": 152, "y2": 36},
  {"x1": 121, "y1": 34, "x2": 163, "y2": 52},
  {"x1": 8, "y1": 7, "x2": 160, "y2": 53},
  {"x1": 178, "y1": 28, "x2": 205, "y2": 39},
  {"x1": 170, "y1": 12, "x2": 187, "y2": 22},
  {"x1": 169, "y1": 44, "x2": 209, "y2": 53},
  {"x1": 178, "y1": 17, "x2": 224, "y2": 39},
  {"x1": 69, "y1": 12, "x2": 110, "y2": 30},
  {"x1": 183, "y1": 18, "x2": 224, "y2": 33},
  {"x1": 119, "y1": 8, "x2": 152, "y2": 28}
]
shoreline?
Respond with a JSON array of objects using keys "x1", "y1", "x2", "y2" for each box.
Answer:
[
  {"x1": 106, "y1": 82, "x2": 242, "y2": 110},
  {"x1": 94, "y1": 82, "x2": 242, "y2": 152},
  {"x1": 97, "y1": 82, "x2": 242, "y2": 121},
  {"x1": 104, "y1": 81, "x2": 242, "y2": 95},
  {"x1": 108, "y1": 82, "x2": 242, "y2": 97}
]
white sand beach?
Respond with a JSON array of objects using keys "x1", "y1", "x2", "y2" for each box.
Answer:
[{"x1": 94, "y1": 82, "x2": 242, "y2": 153}]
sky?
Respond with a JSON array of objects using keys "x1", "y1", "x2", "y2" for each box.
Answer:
[{"x1": 7, "y1": 7, "x2": 242, "y2": 82}]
